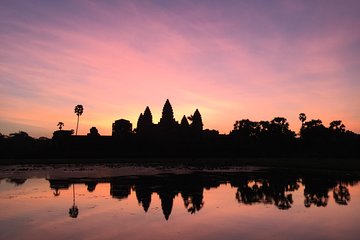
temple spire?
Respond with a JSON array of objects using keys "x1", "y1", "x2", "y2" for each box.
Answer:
[
  {"x1": 191, "y1": 109, "x2": 203, "y2": 132},
  {"x1": 159, "y1": 99, "x2": 176, "y2": 127}
]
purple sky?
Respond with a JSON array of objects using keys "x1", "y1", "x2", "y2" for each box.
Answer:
[{"x1": 1, "y1": 0, "x2": 360, "y2": 137}]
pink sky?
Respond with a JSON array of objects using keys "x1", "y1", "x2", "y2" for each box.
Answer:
[{"x1": 1, "y1": 0, "x2": 359, "y2": 137}]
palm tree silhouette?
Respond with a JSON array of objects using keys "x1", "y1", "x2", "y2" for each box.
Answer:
[
  {"x1": 299, "y1": 113, "x2": 307, "y2": 127},
  {"x1": 74, "y1": 105, "x2": 84, "y2": 135},
  {"x1": 69, "y1": 184, "x2": 79, "y2": 218},
  {"x1": 57, "y1": 122, "x2": 64, "y2": 130}
]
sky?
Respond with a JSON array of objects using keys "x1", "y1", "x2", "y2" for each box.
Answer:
[{"x1": 1, "y1": 0, "x2": 360, "y2": 137}]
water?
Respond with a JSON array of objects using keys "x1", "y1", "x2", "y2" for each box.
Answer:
[{"x1": 0, "y1": 165, "x2": 359, "y2": 240}]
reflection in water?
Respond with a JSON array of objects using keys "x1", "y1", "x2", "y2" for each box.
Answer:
[
  {"x1": 303, "y1": 177, "x2": 333, "y2": 208},
  {"x1": 234, "y1": 177, "x2": 299, "y2": 210},
  {"x1": 1, "y1": 168, "x2": 360, "y2": 240},
  {"x1": 86, "y1": 182, "x2": 97, "y2": 192},
  {"x1": 6, "y1": 178, "x2": 27, "y2": 186},
  {"x1": 53, "y1": 188, "x2": 60, "y2": 197},
  {"x1": 333, "y1": 184, "x2": 350, "y2": 205},
  {"x1": 42, "y1": 171, "x2": 360, "y2": 220},
  {"x1": 134, "y1": 181, "x2": 152, "y2": 212},
  {"x1": 69, "y1": 184, "x2": 79, "y2": 218},
  {"x1": 50, "y1": 179, "x2": 70, "y2": 198}
]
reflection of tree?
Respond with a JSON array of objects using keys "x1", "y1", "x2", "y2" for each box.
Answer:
[
  {"x1": 236, "y1": 180, "x2": 270, "y2": 205},
  {"x1": 304, "y1": 192, "x2": 328, "y2": 207},
  {"x1": 180, "y1": 175, "x2": 205, "y2": 214},
  {"x1": 272, "y1": 178, "x2": 298, "y2": 210},
  {"x1": 86, "y1": 181, "x2": 97, "y2": 192},
  {"x1": 49, "y1": 179, "x2": 70, "y2": 198},
  {"x1": 53, "y1": 188, "x2": 60, "y2": 197},
  {"x1": 303, "y1": 178, "x2": 336, "y2": 208},
  {"x1": 69, "y1": 184, "x2": 79, "y2": 218},
  {"x1": 235, "y1": 177, "x2": 299, "y2": 210},
  {"x1": 6, "y1": 178, "x2": 27, "y2": 186},
  {"x1": 273, "y1": 193, "x2": 293, "y2": 210},
  {"x1": 333, "y1": 184, "x2": 350, "y2": 205}
]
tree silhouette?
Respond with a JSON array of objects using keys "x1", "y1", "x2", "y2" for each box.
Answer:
[
  {"x1": 232, "y1": 119, "x2": 260, "y2": 138},
  {"x1": 259, "y1": 121, "x2": 270, "y2": 134},
  {"x1": 74, "y1": 105, "x2": 84, "y2": 135},
  {"x1": 303, "y1": 119, "x2": 324, "y2": 129},
  {"x1": 300, "y1": 119, "x2": 327, "y2": 140},
  {"x1": 329, "y1": 120, "x2": 346, "y2": 133},
  {"x1": 268, "y1": 117, "x2": 295, "y2": 139},
  {"x1": 57, "y1": 122, "x2": 64, "y2": 130},
  {"x1": 87, "y1": 127, "x2": 100, "y2": 137},
  {"x1": 9, "y1": 131, "x2": 31, "y2": 139},
  {"x1": 299, "y1": 113, "x2": 307, "y2": 127}
]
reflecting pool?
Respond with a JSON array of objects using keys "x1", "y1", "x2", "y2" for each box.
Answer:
[{"x1": 0, "y1": 165, "x2": 359, "y2": 239}]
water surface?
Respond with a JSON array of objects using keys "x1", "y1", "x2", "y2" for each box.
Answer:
[{"x1": 0, "y1": 165, "x2": 359, "y2": 239}]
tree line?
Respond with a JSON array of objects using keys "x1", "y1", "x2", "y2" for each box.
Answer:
[{"x1": 1, "y1": 100, "x2": 359, "y2": 160}]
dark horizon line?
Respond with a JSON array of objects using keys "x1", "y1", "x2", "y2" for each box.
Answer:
[{"x1": 3, "y1": 98, "x2": 359, "y2": 138}]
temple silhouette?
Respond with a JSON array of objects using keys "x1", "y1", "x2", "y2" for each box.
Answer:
[
  {"x1": 44, "y1": 170, "x2": 358, "y2": 220},
  {"x1": 1, "y1": 99, "x2": 360, "y2": 160},
  {"x1": 112, "y1": 99, "x2": 203, "y2": 137}
]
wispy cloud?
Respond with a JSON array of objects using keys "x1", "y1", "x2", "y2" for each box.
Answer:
[{"x1": 1, "y1": 0, "x2": 359, "y2": 136}]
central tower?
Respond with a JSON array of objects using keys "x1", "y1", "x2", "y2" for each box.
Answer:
[{"x1": 159, "y1": 99, "x2": 177, "y2": 129}]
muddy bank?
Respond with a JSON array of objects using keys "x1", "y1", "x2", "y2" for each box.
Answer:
[{"x1": 1, "y1": 157, "x2": 360, "y2": 171}]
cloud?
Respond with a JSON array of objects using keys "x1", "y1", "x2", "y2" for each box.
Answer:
[{"x1": 1, "y1": 0, "x2": 359, "y2": 136}]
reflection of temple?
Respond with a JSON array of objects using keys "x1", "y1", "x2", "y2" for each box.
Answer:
[
  {"x1": 44, "y1": 171, "x2": 358, "y2": 220},
  {"x1": 158, "y1": 191, "x2": 176, "y2": 220},
  {"x1": 49, "y1": 179, "x2": 71, "y2": 190},
  {"x1": 131, "y1": 174, "x2": 207, "y2": 220},
  {"x1": 49, "y1": 179, "x2": 71, "y2": 197},
  {"x1": 135, "y1": 184, "x2": 152, "y2": 212},
  {"x1": 110, "y1": 179, "x2": 132, "y2": 200}
]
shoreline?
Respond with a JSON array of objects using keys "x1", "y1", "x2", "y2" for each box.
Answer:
[{"x1": 1, "y1": 157, "x2": 359, "y2": 171}]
